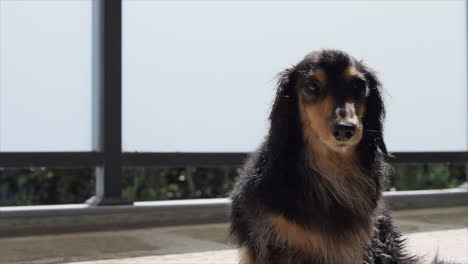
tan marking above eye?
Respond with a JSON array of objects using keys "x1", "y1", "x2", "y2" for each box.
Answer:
[
  {"x1": 313, "y1": 69, "x2": 327, "y2": 83},
  {"x1": 343, "y1": 66, "x2": 358, "y2": 81}
]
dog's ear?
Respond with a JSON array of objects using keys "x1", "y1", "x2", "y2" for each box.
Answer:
[
  {"x1": 267, "y1": 67, "x2": 299, "y2": 156},
  {"x1": 360, "y1": 65, "x2": 389, "y2": 156},
  {"x1": 269, "y1": 67, "x2": 296, "y2": 122},
  {"x1": 276, "y1": 67, "x2": 295, "y2": 96}
]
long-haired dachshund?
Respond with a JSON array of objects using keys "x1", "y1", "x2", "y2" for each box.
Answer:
[{"x1": 229, "y1": 50, "x2": 449, "y2": 264}]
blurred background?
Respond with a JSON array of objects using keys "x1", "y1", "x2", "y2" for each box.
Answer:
[{"x1": 0, "y1": 0, "x2": 467, "y2": 263}]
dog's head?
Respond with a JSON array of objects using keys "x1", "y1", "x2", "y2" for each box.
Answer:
[{"x1": 270, "y1": 50, "x2": 387, "y2": 156}]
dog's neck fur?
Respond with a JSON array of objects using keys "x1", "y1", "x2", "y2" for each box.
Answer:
[
  {"x1": 263, "y1": 134, "x2": 380, "y2": 264},
  {"x1": 306, "y1": 134, "x2": 358, "y2": 178},
  {"x1": 280, "y1": 129, "x2": 378, "y2": 263},
  {"x1": 303, "y1": 131, "x2": 377, "y2": 216}
]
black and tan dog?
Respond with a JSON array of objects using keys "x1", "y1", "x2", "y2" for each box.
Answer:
[{"x1": 230, "y1": 50, "x2": 448, "y2": 264}]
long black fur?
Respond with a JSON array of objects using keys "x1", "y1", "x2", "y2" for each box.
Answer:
[{"x1": 229, "y1": 50, "x2": 447, "y2": 264}]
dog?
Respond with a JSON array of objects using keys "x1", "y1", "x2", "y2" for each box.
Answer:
[{"x1": 229, "y1": 50, "x2": 449, "y2": 264}]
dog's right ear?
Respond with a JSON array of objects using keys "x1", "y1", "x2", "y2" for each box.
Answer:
[
  {"x1": 267, "y1": 67, "x2": 299, "y2": 158},
  {"x1": 269, "y1": 67, "x2": 296, "y2": 122},
  {"x1": 276, "y1": 67, "x2": 295, "y2": 97}
]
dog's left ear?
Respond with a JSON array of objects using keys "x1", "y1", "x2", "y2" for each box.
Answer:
[{"x1": 360, "y1": 65, "x2": 389, "y2": 156}]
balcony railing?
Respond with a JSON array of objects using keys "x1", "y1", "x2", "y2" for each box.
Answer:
[{"x1": 0, "y1": 0, "x2": 467, "y2": 238}]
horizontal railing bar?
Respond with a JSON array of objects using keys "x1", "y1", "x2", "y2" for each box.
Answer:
[
  {"x1": 0, "y1": 198, "x2": 229, "y2": 217},
  {"x1": 122, "y1": 152, "x2": 248, "y2": 167},
  {"x1": 0, "y1": 151, "x2": 466, "y2": 167},
  {"x1": 122, "y1": 151, "x2": 468, "y2": 167},
  {"x1": 2, "y1": 190, "x2": 465, "y2": 216},
  {"x1": 0, "y1": 152, "x2": 104, "y2": 167},
  {"x1": 389, "y1": 151, "x2": 468, "y2": 163},
  {"x1": 0, "y1": 189, "x2": 467, "y2": 237}
]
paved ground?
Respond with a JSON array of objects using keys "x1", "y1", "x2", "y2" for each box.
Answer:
[{"x1": 1, "y1": 206, "x2": 467, "y2": 264}]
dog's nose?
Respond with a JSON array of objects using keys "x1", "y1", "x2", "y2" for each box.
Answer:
[{"x1": 332, "y1": 123, "x2": 356, "y2": 141}]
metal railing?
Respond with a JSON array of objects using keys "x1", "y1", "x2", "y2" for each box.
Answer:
[{"x1": 0, "y1": 0, "x2": 467, "y2": 207}]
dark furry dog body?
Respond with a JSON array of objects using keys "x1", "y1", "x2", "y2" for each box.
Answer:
[{"x1": 230, "y1": 50, "x2": 440, "y2": 264}]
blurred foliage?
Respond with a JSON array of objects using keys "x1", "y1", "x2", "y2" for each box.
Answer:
[
  {"x1": 0, "y1": 168, "x2": 94, "y2": 206},
  {"x1": 0, "y1": 163, "x2": 465, "y2": 206},
  {"x1": 122, "y1": 167, "x2": 237, "y2": 201},
  {"x1": 389, "y1": 162, "x2": 465, "y2": 191}
]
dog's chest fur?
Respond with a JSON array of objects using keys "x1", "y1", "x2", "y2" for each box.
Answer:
[
  {"x1": 266, "y1": 147, "x2": 377, "y2": 264},
  {"x1": 268, "y1": 214, "x2": 372, "y2": 264}
]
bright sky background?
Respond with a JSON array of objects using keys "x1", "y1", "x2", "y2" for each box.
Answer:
[{"x1": 1, "y1": 0, "x2": 467, "y2": 152}]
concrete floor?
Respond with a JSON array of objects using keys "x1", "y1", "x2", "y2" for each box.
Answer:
[{"x1": 1, "y1": 207, "x2": 467, "y2": 264}]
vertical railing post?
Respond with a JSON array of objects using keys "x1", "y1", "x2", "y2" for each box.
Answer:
[
  {"x1": 87, "y1": 0, "x2": 128, "y2": 205},
  {"x1": 466, "y1": 0, "x2": 468, "y2": 190}
]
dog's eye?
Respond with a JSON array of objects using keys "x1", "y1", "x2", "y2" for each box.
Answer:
[
  {"x1": 305, "y1": 85, "x2": 320, "y2": 95},
  {"x1": 351, "y1": 78, "x2": 368, "y2": 98},
  {"x1": 304, "y1": 80, "x2": 321, "y2": 96}
]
